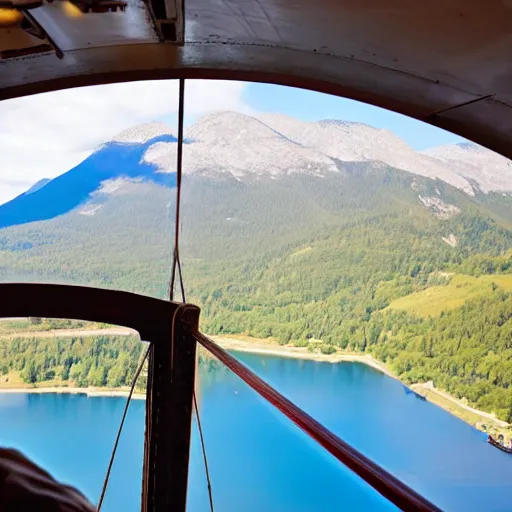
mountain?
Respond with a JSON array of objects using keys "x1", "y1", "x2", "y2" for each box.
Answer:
[
  {"x1": 2, "y1": 112, "x2": 512, "y2": 231},
  {"x1": 111, "y1": 122, "x2": 176, "y2": 144},
  {"x1": 145, "y1": 111, "x2": 337, "y2": 179},
  {"x1": 2, "y1": 113, "x2": 512, "y2": 421},
  {"x1": 22, "y1": 178, "x2": 51, "y2": 196},
  {"x1": 256, "y1": 114, "x2": 475, "y2": 194},
  {"x1": 0, "y1": 126, "x2": 177, "y2": 230},
  {"x1": 423, "y1": 142, "x2": 512, "y2": 193},
  {"x1": 141, "y1": 111, "x2": 511, "y2": 195},
  {"x1": 1, "y1": 112, "x2": 511, "y2": 272},
  {"x1": 0, "y1": 146, "x2": 509, "y2": 288}
]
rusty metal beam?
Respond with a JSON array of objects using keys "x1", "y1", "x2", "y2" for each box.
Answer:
[
  {"x1": 194, "y1": 331, "x2": 442, "y2": 512},
  {"x1": 0, "y1": 283, "x2": 201, "y2": 512},
  {"x1": 1, "y1": 42, "x2": 511, "y2": 161},
  {"x1": 0, "y1": 283, "x2": 177, "y2": 342},
  {"x1": 143, "y1": 304, "x2": 200, "y2": 512}
]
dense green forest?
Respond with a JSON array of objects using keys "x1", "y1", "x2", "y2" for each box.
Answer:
[
  {"x1": 1, "y1": 165, "x2": 512, "y2": 420},
  {"x1": 0, "y1": 335, "x2": 145, "y2": 389},
  {"x1": 0, "y1": 332, "x2": 217, "y2": 392}
]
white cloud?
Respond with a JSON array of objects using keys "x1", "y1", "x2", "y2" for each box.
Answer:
[{"x1": 0, "y1": 79, "x2": 251, "y2": 204}]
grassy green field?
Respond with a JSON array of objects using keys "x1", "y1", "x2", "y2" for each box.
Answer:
[{"x1": 387, "y1": 273, "x2": 512, "y2": 317}]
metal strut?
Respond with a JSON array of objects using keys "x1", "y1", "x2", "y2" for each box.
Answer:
[{"x1": 165, "y1": 76, "x2": 215, "y2": 512}]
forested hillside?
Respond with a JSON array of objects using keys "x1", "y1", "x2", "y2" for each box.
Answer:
[
  {"x1": 1, "y1": 120, "x2": 512, "y2": 421},
  {"x1": 0, "y1": 334, "x2": 144, "y2": 389}
]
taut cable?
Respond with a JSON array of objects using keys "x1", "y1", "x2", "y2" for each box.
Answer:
[{"x1": 168, "y1": 78, "x2": 214, "y2": 512}]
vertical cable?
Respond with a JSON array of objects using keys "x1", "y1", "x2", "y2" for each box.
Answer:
[
  {"x1": 193, "y1": 391, "x2": 215, "y2": 512},
  {"x1": 97, "y1": 344, "x2": 152, "y2": 511},
  {"x1": 167, "y1": 78, "x2": 214, "y2": 511},
  {"x1": 170, "y1": 78, "x2": 186, "y2": 303}
]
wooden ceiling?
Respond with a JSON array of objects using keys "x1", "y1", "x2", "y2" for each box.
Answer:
[{"x1": 1, "y1": 0, "x2": 511, "y2": 159}]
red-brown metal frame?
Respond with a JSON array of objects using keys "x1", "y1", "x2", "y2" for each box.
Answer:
[
  {"x1": 0, "y1": 283, "x2": 441, "y2": 512},
  {"x1": 194, "y1": 331, "x2": 442, "y2": 512},
  {"x1": 0, "y1": 283, "x2": 199, "y2": 512}
]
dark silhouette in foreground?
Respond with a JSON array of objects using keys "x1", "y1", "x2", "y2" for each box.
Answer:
[{"x1": 0, "y1": 448, "x2": 95, "y2": 511}]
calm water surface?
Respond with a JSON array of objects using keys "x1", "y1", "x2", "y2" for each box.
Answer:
[{"x1": 0, "y1": 353, "x2": 511, "y2": 511}]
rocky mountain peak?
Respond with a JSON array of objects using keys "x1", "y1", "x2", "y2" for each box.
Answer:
[
  {"x1": 423, "y1": 143, "x2": 512, "y2": 193},
  {"x1": 112, "y1": 122, "x2": 175, "y2": 144},
  {"x1": 316, "y1": 119, "x2": 372, "y2": 129},
  {"x1": 137, "y1": 111, "x2": 512, "y2": 194},
  {"x1": 185, "y1": 111, "x2": 286, "y2": 143},
  {"x1": 258, "y1": 113, "x2": 475, "y2": 194},
  {"x1": 147, "y1": 111, "x2": 337, "y2": 178}
]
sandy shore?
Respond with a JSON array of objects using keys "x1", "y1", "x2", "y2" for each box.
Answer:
[
  {"x1": 211, "y1": 336, "x2": 394, "y2": 376},
  {"x1": 0, "y1": 386, "x2": 145, "y2": 399},
  {"x1": 0, "y1": 327, "x2": 135, "y2": 339},
  {"x1": 412, "y1": 382, "x2": 509, "y2": 429}
]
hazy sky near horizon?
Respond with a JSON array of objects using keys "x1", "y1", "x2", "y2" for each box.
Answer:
[
  {"x1": 0, "y1": 79, "x2": 465, "y2": 204},
  {"x1": 243, "y1": 83, "x2": 465, "y2": 150}
]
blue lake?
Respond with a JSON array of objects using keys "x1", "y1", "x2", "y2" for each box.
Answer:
[{"x1": 1, "y1": 353, "x2": 511, "y2": 511}]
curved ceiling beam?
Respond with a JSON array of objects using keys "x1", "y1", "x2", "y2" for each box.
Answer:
[
  {"x1": 2, "y1": 42, "x2": 511, "y2": 160},
  {"x1": 0, "y1": 283, "x2": 200, "y2": 343}
]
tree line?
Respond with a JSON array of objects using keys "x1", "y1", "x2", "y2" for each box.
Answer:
[{"x1": 0, "y1": 335, "x2": 146, "y2": 390}]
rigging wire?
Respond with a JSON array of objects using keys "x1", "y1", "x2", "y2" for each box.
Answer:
[
  {"x1": 169, "y1": 77, "x2": 215, "y2": 512},
  {"x1": 193, "y1": 391, "x2": 215, "y2": 512},
  {"x1": 97, "y1": 344, "x2": 152, "y2": 511},
  {"x1": 97, "y1": 78, "x2": 213, "y2": 512},
  {"x1": 169, "y1": 77, "x2": 186, "y2": 303}
]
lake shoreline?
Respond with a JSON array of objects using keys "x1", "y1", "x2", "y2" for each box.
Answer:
[
  {"x1": 0, "y1": 386, "x2": 145, "y2": 399},
  {"x1": 0, "y1": 332, "x2": 508, "y2": 435},
  {"x1": 211, "y1": 335, "x2": 510, "y2": 435},
  {"x1": 211, "y1": 336, "x2": 394, "y2": 376}
]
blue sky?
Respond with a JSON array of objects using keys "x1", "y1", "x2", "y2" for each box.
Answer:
[{"x1": 242, "y1": 83, "x2": 465, "y2": 151}]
